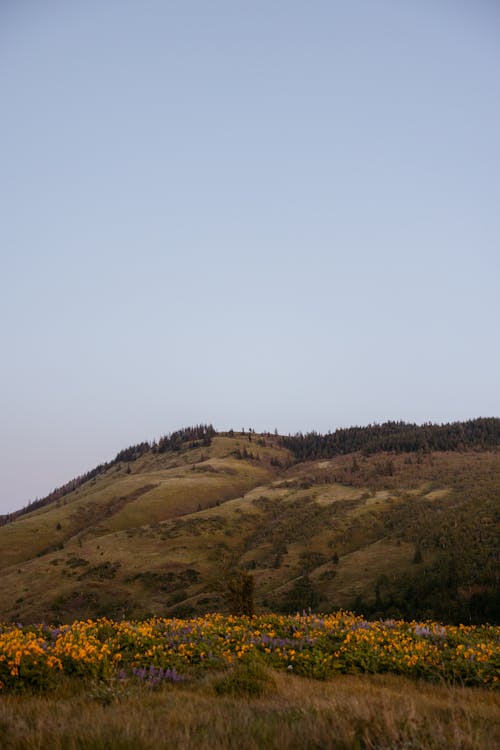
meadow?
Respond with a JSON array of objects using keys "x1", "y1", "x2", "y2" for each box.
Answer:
[{"x1": 0, "y1": 611, "x2": 498, "y2": 749}]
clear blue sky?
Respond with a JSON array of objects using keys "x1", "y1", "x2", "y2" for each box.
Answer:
[{"x1": 1, "y1": 1, "x2": 499, "y2": 514}]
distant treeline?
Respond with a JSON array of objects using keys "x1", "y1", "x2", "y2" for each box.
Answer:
[
  {"x1": 0, "y1": 424, "x2": 216, "y2": 526},
  {"x1": 281, "y1": 418, "x2": 500, "y2": 460},
  {"x1": 156, "y1": 424, "x2": 216, "y2": 453}
]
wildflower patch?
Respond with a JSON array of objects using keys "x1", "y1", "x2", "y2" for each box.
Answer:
[{"x1": 0, "y1": 612, "x2": 498, "y2": 693}]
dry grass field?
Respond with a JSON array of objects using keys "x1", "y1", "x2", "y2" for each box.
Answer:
[{"x1": 0, "y1": 671, "x2": 498, "y2": 750}]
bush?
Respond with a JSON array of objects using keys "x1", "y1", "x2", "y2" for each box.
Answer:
[{"x1": 214, "y1": 655, "x2": 276, "y2": 698}]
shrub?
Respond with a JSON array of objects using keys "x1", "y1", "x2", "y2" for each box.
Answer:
[{"x1": 214, "y1": 654, "x2": 276, "y2": 698}]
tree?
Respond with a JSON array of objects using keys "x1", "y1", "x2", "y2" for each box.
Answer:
[
  {"x1": 211, "y1": 557, "x2": 255, "y2": 616},
  {"x1": 413, "y1": 541, "x2": 423, "y2": 564},
  {"x1": 282, "y1": 575, "x2": 319, "y2": 612},
  {"x1": 223, "y1": 569, "x2": 255, "y2": 616}
]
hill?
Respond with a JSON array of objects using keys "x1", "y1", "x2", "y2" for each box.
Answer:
[{"x1": 0, "y1": 421, "x2": 499, "y2": 624}]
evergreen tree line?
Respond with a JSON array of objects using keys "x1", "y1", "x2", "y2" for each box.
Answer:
[
  {"x1": 0, "y1": 462, "x2": 110, "y2": 527},
  {"x1": 281, "y1": 418, "x2": 500, "y2": 460},
  {"x1": 0, "y1": 424, "x2": 217, "y2": 526},
  {"x1": 155, "y1": 424, "x2": 216, "y2": 453}
]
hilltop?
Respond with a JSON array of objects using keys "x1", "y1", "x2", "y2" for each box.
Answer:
[{"x1": 0, "y1": 420, "x2": 499, "y2": 624}]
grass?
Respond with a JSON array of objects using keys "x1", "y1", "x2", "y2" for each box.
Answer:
[
  {"x1": 323, "y1": 539, "x2": 417, "y2": 602},
  {"x1": 0, "y1": 672, "x2": 498, "y2": 749},
  {"x1": 0, "y1": 438, "x2": 499, "y2": 623},
  {"x1": 213, "y1": 653, "x2": 277, "y2": 697}
]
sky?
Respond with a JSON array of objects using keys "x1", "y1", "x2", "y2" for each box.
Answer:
[{"x1": 1, "y1": 0, "x2": 499, "y2": 514}]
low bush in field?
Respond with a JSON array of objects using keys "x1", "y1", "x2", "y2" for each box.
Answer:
[
  {"x1": 0, "y1": 611, "x2": 498, "y2": 694},
  {"x1": 214, "y1": 653, "x2": 276, "y2": 697}
]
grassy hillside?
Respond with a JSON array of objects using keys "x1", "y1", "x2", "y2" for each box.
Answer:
[{"x1": 0, "y1": 430, "x2": 498, "y2": 624}]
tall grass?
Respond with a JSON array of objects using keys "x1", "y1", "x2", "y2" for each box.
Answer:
[{"x1": 0, "y1": 672, "x2": 498, "y2": 749}]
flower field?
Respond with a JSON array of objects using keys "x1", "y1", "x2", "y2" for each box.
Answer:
[{"x1": 0, "y1": 611, "x2": 498, "y2": 693}]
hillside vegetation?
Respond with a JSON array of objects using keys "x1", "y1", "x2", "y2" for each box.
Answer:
[{"x1": 0, "y1": 421, "x2": 498, "y2": 624}]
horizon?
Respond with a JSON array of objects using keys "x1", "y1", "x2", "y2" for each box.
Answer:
[
  {"x1": 1, "y1": 1, "x2": 499, "y2": 514},
  {"x1": 3, "y1": 414, "x2": 498, "y2": 517}
]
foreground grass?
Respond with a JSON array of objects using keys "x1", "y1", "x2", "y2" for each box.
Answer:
[{"x1": 0, "y1": 671, "x2": 498, "y2": 750}]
